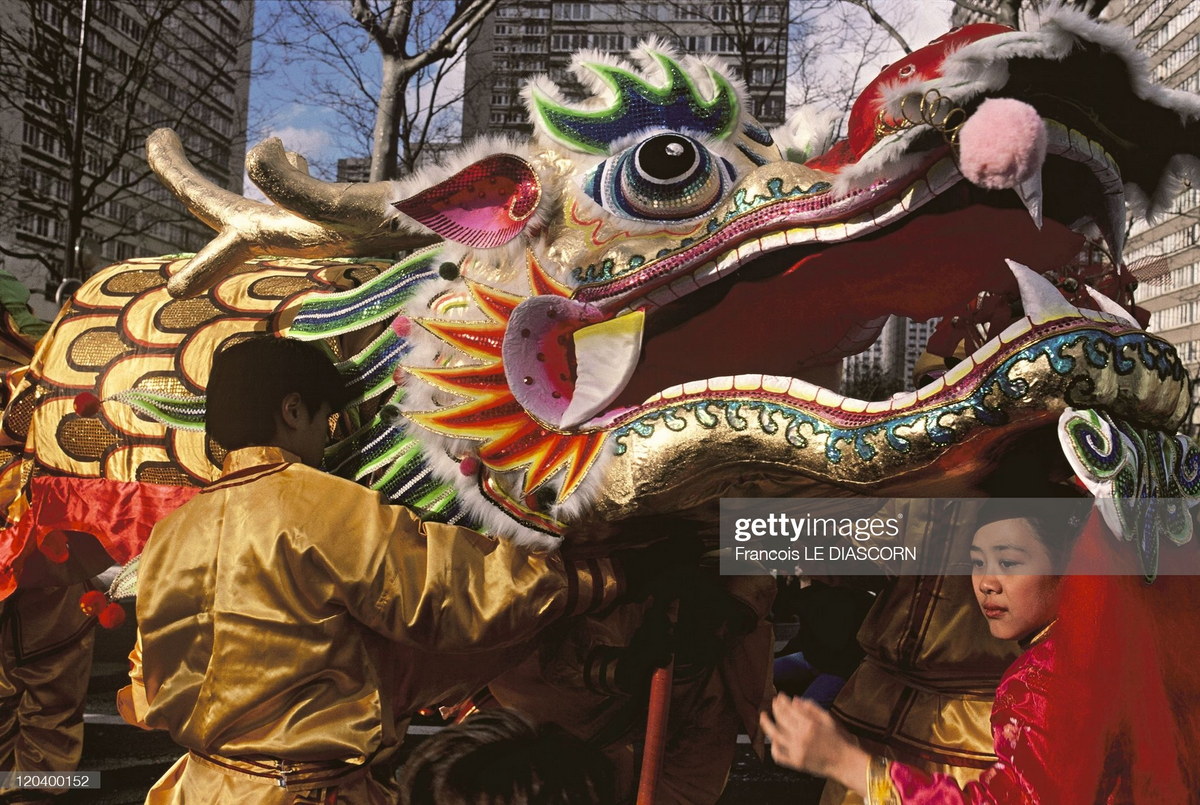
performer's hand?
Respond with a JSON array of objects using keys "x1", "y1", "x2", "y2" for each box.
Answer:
[{"x1": 759, "y1": 694, "x2": 869, "y2": 796}]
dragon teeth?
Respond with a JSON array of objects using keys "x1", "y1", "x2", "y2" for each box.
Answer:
[
  {"x1": 1081, "y1": 286, "x2": 1139, "y2": 328},
  {"x1": 1015, "y1": 169, "x2": 1044, "y2": 230},
  {"x1": 1006, "y1": 259, "x2": 1081, "y2": 325}
]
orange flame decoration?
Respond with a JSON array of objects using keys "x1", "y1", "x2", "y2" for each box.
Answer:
[{"x1": 407, "y1": 254, "x2": 608, "y2": 503}]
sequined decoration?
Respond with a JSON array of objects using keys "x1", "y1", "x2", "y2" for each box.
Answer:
[
  {"x1": 532, "y1": 52, "x2": 738, "y2": 154},
  {"x1": 393, "y1": 155, "x2": 541, "y2": 249},
  {"x1": 1059, "y1": 407, "x2": 1200, "y2": 582},
  {"x1": 288, "y1": 249, "x2": 438, "y2": 339}
]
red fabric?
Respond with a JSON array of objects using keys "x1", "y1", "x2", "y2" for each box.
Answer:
[
  {"x1": 887, "y1": 638, "x2": 1056, "y2": 803},
  {"x1": 1042, "y1": 513, "x2": 1200, "y2": 805},
  {"x1": 887, "y1": 512, "x2": 1200, "y2": 804},
  {"x1": 0, "y1": 476, "x2": 199, "y2": 599}
]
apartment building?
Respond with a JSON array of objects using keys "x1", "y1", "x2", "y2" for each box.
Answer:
[{"x1": 0, "y1": 0, "x2": 253, "y2": 316}]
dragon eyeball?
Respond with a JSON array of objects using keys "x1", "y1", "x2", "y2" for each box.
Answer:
[{"x1": 583, "y1": 133, "x2": 735, "y2": 222}]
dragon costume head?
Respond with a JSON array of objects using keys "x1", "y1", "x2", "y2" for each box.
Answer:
[{"x1": 2, "y1": 9, "x2": 1199, "y2": 592}]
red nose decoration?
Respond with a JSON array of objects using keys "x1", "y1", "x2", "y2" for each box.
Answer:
[{"x1": 393, "y1": 154, "x2": 541, "y2": 249}]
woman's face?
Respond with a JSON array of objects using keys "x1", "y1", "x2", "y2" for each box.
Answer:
[{"x1": 970, "y1": 517, "x2": 1060, "y2": 642}]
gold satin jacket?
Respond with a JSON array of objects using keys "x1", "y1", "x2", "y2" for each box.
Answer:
[{"x1": 131, "y1": 447, "x2": 619, "y2": 764}]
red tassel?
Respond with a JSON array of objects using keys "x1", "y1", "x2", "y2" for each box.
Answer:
[
  {"x1": 40, "y1": 530, "x2": 70, "y2": 563},
  {"x1": 98, "y1": 601, "x2": 126, "y2": 629},
  {"x1": 73, "y1": 391, "x2": 102, "y2": 417},
  {"x1": 79, "y1": 590, "x2": 108, "y2": 617}
]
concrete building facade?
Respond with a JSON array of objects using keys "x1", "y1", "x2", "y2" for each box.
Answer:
[{"x1": 0, "y1": 0, "x2": 253, "y2": 317}]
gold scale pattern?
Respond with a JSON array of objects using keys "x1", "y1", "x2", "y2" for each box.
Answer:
[{"x1": 0, "y1": 256, "x2": 390, "y2": 528}]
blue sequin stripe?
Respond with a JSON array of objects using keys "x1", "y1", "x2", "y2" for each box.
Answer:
[
  {"x1": 337, "y1": 329, "x2": 412, "y2": 406},
  {"x1": 288, "y1": 247, "x2": 441, "y2": 339},
  {"x1": 108, "y1": 390, "x2": 206, "y2": 431}
]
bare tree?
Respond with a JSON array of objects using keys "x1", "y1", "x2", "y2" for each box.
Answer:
[
  {"x1": 0, "y1": 0, "x2": 253, "y2": 289},
  {"x1": 948, "y1": 0, "x2": 1110, "y2": 28},
  {"x1": 261, "y1": 0, "x2": 498, "y2": 181}
]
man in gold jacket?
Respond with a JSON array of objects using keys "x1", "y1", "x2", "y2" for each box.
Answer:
[{"x1": 119, "y1": 337, "x2": 622, "y2": 804}]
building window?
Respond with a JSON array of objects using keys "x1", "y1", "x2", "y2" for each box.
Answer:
[
  {"x1": 553, "y1": 3, "x2": 590, "y2": 20},
  {"x1": 710, "y1": 35, "x2": 736, "y2": 54}
]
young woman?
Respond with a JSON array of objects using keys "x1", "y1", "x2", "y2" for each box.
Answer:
[{"x1": 759, "y1": 498, "x2": 1089, "y2": 803}]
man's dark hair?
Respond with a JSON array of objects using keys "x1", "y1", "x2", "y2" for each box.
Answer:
[
  {"x1": 206, "y1": 336, "x2": 349, "y2": 451},
  {"x1": 400, "y1": 708, "x2": 615, "y2": 805}
]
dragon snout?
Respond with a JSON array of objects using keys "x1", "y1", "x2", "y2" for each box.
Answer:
[{"x1": 502, "y1": 296, "x2": 645, "y2": 430}]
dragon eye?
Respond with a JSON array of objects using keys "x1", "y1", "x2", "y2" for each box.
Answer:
[{"x1": 583, "y1": 133, "x2": 734, "y2": 222}]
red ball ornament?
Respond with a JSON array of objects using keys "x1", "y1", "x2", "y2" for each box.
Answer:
[
  {"x1": 39, "y1": 530, "x2": 70, "y2": 563},
  {"x1": 79, "y1": 590, "x2": 108, "y2": 617},
  {"x1": 98, "y1": 601, "x2": 126, "y2": 629},
  {"x1": 459, "y1": 456, "x2": 481, "y2": 476},
  {"x1": 73, "y1": 392, "x2": 102, "y2": 417}
]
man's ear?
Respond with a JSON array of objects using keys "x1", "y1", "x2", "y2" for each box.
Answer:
[{"x1": 279, "y1": 391, "x2": 306, "y2": 430}]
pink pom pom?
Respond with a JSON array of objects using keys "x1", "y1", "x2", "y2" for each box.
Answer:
[
  {"x1": 958, "y1": 98, "x2": 1047, "y2": 190},
  {"x1": 392, "y1": 366, "x2": 406, "y2": 385},
  {"x1": 391, "y1": 316, "x2": 412, "y2": 338},
  {"x1": 459, "y1": 456, "x2": 480, "y2": 476}
]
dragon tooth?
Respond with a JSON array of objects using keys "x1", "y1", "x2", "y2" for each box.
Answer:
[
  {"x1": 708, "y1": 376, "x2": 734, "y2": 392},
  {"x1": 889, "y1": 390, "x2": 918, "y2": 410},
  {"x1": 971, "y1": 337, "x2": 1001, "y2": 365},
  {"x1": 844, "y1": 212, "x2": 877, "y2": 238},
  {"x1": 816, "y1": 388, "x2": 845, "y2": 408},
  {"x1": 864, "y1": 400, "x2": 891, "y2": 414},
  {"x1": 926, "y1": 158, "x2": 962, "y2": 194},
  {"x1": 1102, "y1": 190, "x2": 1127, "y2": 263},
  {"x1": 916, "y1": 375, "x2": 946, "y2": 401},
  {"x1": 683, "y1": 379, "x2": 708, "y2": 396},
  {"x1": 784, "y1": 227, "x2": 817, "y2": 246},
  {"x1": 661, "y1": 384, "x2": 684, "y2": 399},
  {"x1": 757, "y1": 231, "x2": 788, "y2": 253},
  {"x1": 814, "y1": 222, "x2": 848, "y2": 242},
  {"x1": 999, "y1": 317, "x2": 1033, "y2": 344},
  {"x1": 788, "y1": 378, "x2": 817, "y2": 402},
  {"x1": 1015, "y1": 169, "x2": 1044, "y2": 230},
  {"x1": 559, "y1": 310, "x2": 645, "y2": 429},
  {"x1": 942, "y1": 357, "x2": 975, "y2": 387},
  {"x1": 1082, "y1": 286, "x2": 1139, "y2": 328},
  {"x1": 734, "y1": 373, "x2": 764, "y2": 391},
  {"x1": 761, "y1": 375, "x2": 790, "y2": 394},
  {"x1": 670, "y1": 274, "x2": 700, "y2": 299},
  {"x1": 840, "y1": 398, "x2": 868, "y2": 414},
  {"x1": 1006, "y1": 259, "x2": 1081, "y2": 325}
]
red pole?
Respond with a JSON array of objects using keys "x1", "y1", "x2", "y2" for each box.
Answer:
[{"x1": 636, "y1": 658, "x2": 674, "y2": 805}]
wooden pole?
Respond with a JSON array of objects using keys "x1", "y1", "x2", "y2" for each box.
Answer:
[{"x1": 635, "y1": 660, "x2": 674, "y2": 805}]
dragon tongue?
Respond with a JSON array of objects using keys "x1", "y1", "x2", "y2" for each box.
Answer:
[{"x1": 559, "y1": 311, "x2": 645, "y2": 429}]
